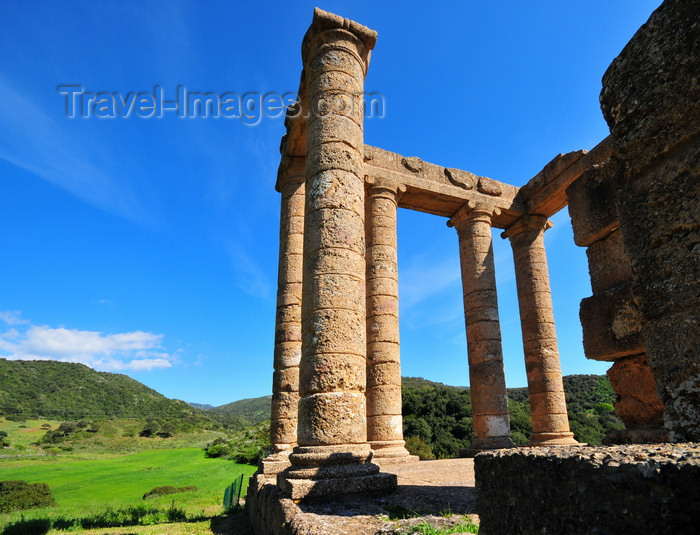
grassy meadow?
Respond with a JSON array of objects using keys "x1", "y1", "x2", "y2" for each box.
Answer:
[{"x1": 0, "y1": 418, "x2": 257, "y2": 534}]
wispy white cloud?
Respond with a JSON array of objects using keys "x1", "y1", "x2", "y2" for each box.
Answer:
[
  {"x1": 0, "y1": 312, "x2": 175, "y2": 372},
  {"x1": 227, "y1": 243, "x2": 273, "y2": 300},
  {"x1": 0, "y1": 310, "x2": 28, "y2": 326},
  {"x1": 399, "y1": 254, "x2": 461, "y2": 310},
  {"x1": 0, "y1": 73, "x2": 153, "y2": 226}
]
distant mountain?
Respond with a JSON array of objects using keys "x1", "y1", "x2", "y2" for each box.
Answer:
[
  {"x1": 401, "y1": 376, "x2": 468, "y2": 391},
  {"x1": 0, "y1": 358, "x2": 218, "y2": 430},
  {"x1": 188, "y1": 402, "x2": 215, "y2": 411}
]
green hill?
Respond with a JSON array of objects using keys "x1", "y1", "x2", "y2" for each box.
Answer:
[
  {"x1": 208, "y1": 395, "x2": 273, "y2": 429},
  {"x1": 0, "y1": 358, "x2": 216, "y2": 431}
]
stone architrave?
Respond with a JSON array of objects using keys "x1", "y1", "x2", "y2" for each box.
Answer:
[
  {"x1": 277, "y1": 8, "x2": 396, "y2": 500},
  {"x1": 502, "y1": 215, "x2": 578, "y2": 446},
  {"x1": 365, "y1": 175, "x2": 416, "y2": 462},
  {"x1": 261, "y1": 156, "x2": 305, "y2": 475},
  {"x1": 449, "y1": 201, "x2": 515, "y2": 455}
]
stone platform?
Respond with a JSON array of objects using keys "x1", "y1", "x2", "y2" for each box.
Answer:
[{"x1": 246, "y1": 458, "x2": 478, "y2": 535}]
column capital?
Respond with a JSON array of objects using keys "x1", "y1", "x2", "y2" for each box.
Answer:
[
  {"x1": 365, "y1": 175, "x2": 406, "y2": 201},
  {"x1": 447, "y1": 200, "x2": 501, "y2": 229},
  {"x1": 302, "y1": 8, "x2": 377, "y2": 75},
  {"x1": 276, "y1": 156, "x2": 306, "y2": 193},
  {"x1": 501, "y1": 214, "x2": 553, "y2": 241}
]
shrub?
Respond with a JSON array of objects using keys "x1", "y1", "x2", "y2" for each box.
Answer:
[
  {"x1": 2, "y1": 518, "x2": 52, "y2": 535},
  {"x1": 0, "y1": 480, "x2": 57, "y2": 513},
  {"x1": 142, "y1": 485, "x2": 198, "y2": 500},
  {"x1": 405, "y1": 435, "x2": 436, "y2": 460}
]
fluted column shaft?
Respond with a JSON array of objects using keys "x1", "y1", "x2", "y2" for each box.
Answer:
[
  {"x1": 263, "y1": 158, "x2": 305, "y2": 474},
  {"x1": 503, "y1": 215, "x2": 577, "y2": 445},
  {"x1": 449, "y1": 202, "x2": 514, "y2": 453},
  {"x1": 365, "y1": 177, "x2": 413, "y2": 460}
]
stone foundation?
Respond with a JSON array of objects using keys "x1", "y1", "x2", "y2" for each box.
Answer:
[
  {"x1": 475, "y1": 444, "x2": 700, "y2": 534},
  {"x1": 246, "y1": 459, "x2": 478, "y2": 535}
]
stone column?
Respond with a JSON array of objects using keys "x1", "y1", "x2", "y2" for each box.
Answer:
[
  {"x1": 261, "y1": 156, "x2": 305, "y2": 475},
  {"x1": 502, "y1": 215, "x2": 578, "y2": 446},
  {"x1": 365, "y1": 176, "x2": 416, "y2": 462},
  {"x1": 449, "y1": 201, "x2": 515, "y2": 455},
  {"x1": 278, "y1": 8, "x2": 396, "y2": 500}
]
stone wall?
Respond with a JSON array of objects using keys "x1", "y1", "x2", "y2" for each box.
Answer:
[
  {"x1": 475, "y1": 444, "x2": 700, "y2": 534},
  {"x1": 567, "y1": 157, "x2": 665, "y2": 441},
  {"x1": 598, "y1": 0, "x2": 700, "y2": 441}
]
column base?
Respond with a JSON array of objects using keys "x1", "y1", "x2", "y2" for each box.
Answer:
[
  {"x1": 460, "y1": 436, "x2": 515, "y2": 457},
  {"x1": 277, "y1": 443, "x2": 398, "y2": 500},
  {"x1": 278, "y1": 469, "x2": 397, "y2": 501},
  {"x1": 528, "y1": 432, "x2": 579, "y2": 447},
  {"x1": 370, "y1": 440, "x2": 419, "y2": 464},
  {"x1": 259, "y1": 449, "x2": 293, "y2": 475}
]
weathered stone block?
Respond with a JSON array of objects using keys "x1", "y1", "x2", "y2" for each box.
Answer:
[
  {"x1": 586, "y1": 229, "x2": 634, "y2": 294},
  {"x1": 366, "y1": 360, "x2": 401, "y2": 387},
  {"x1": 606, "y1": 354, "x2": 664, "y2": 429},
  {"x1": 566, "y1": 158, "x2": 621, "y2": 247},
  {"x1": 366, "y1": 384, "x2": 402, "y2": 416},
  {"x1": 300, "y1": 353, "x2": 365, "y2": 393},
  {"x1": 580, "y1": 285, "x2": 643, "y2": 361},
  {"x1": 297, "y1": 392, "x2": 367, "y2": 445},
  {"x1": 272, "y1": 367, "x2": 299, "y2": 393}
]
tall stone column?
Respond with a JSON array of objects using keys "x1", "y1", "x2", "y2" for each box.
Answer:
[
  {"x1": 261, "y1": 156, "x2": 305, "y2": 475},
  {"x1": 502, "y1": 215, "x2": 578, "y2": 446},
  {"x1": 365, "y1": 176, "x2": 416, "y2": 462},
  {"x1": 278, "y1": 8, "x2": 396, "y2": 500},
  {"x1": 449, "y1": 201, "x2": 515, "y2": 455}
]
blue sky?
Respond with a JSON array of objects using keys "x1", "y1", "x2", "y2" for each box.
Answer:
[{"x1": 0, "y1": 1, "x2": 661, "y2": 406}]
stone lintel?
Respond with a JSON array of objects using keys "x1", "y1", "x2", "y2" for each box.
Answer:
[
  {"x1": 518, "y1": 136, "x2": 614, "y2": 218},
  {"x1": 364, "y1": 145, "x2": 524, "y2": 228}
]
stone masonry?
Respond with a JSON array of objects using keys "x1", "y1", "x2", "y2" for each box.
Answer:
[
  {"x1": 567, "y1": 157, "x2": 666, "y2": 443},
  {"x1": 476, "y1": 444, "x2": 700, "y2": 534},
  {"x1": 250, "y1": 2, "x2": 699, "y2": 528},
  {"x1": 599, "y1": 0, "x2": 699, "y2": 442}
]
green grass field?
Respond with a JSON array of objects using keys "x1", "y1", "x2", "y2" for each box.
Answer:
[{"x1": 0, "y1": 448, "x2": 257, "y2": 533}]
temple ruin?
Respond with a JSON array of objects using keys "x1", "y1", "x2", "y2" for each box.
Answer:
[{"x1": 248, "y1": 1, "x2": 699, "y2": 532}]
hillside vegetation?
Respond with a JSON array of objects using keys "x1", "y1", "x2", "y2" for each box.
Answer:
[
  {"x1": 206, "y1": 396, "x2": 272, "y2": 429},
  {"x1": 0, "y1": 359, "x2": 623, "y2": 461},
  {"x1": 402, "y1": 374, "x2": 624, "y2": 459},
  {"x1": 0, "y1": 359, "x2": 218, "y2": 432}
]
